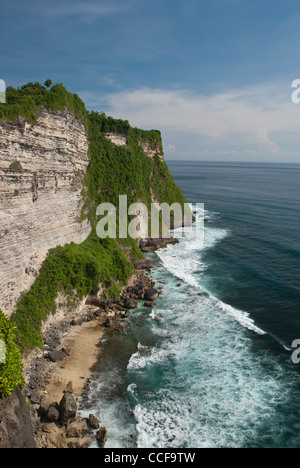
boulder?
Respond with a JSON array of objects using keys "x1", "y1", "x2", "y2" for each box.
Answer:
[
  {"x1": 37, "y1": 403, "x2": 49, "y2": 416},
  {"x1": 29, "y1": 391, "x2": 41, "y2": 405},
  {"x1": 88, "y1": 414, "x2": 100, "y2": 430},
  {"x1": 144, "y1": 302, "x2": 157, "y2": 308},
  {"x1": 63, "y1": 381, "x2": 74, "y2": 394},
  {"x1": 144, "y1": 288, "x2": 159, "y2": 302},
  {"x1": 47, "y1": 348, "x2": 67, "y2": 363},
  {"x1": 122, "y1": 297, "x2": 138, "y2": 310},
  {"x1": 59, "y1": 393, "x2": 77, "y2": 426},
  {"x1": 96, "y1": 427, "x2": 108, "y2": 448},
  {"x1": 46, "y1": 406, "x2": 60, "y2": 422}
]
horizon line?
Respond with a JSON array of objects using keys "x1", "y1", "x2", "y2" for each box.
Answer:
[{"x1": 165, "y1": 159, "x2": 300, "y2": 165}]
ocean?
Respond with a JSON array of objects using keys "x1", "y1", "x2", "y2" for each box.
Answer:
[{"x1": 80, "y1": 161, "x2": 300, "y2": 448}]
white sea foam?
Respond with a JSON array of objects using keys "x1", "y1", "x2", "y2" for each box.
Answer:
[
  {"x1": 157, "y1": 223, "x2": 266, "y2": 336},
  {"x1": 132, "y1": 293, "x2": 292, "y2": 448},
  {"x1": 217, "y1": 300, "x2": 266, "y2": 335},
  {"x1": 127, "y1": 383, "x2": 138, "y2": 402},
  {"x1": 127, "y1": 338, "x2": 180, "y2": 371}
]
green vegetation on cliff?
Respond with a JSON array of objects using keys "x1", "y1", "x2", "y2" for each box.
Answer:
[
  {"x1": 82, "y1": 110, "x2": 186, "y2": 225},
  {"x1": 12, "y1": 236, "x2": 133, "y2": 352},
  {"x1": 3, "y1": 80, "x2": 187, "y2": 355},
  {"x1": 0, "y1": 312, "x2": 24, "y2": 397},
  {"x1": 0, "y1": 81, "x2": 87, "y2": 122}
]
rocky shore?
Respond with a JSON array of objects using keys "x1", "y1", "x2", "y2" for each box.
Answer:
[{"x1": 20, "y1": 237, "x2": 177, "y2": 448}]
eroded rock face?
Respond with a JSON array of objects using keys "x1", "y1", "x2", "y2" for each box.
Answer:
[
  {"x1": 0, "y1": 108, "x2": 91, "y2": 316},
  {"x1": 105, "y1": 132, "x2": 164, "y2": 161},
  {"x1": 105, "y1": 132, "x2": 127, "y2": 147},
  {"x1": 138, "y1": 139, "x2": 164, "y2": 162},
  {"x1": 0, "y1": 387, "x2": 36, "y2": 448}
]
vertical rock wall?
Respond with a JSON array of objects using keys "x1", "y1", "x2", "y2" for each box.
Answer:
[{"x1": 0, "y1": 109, "x2": 91, "y2": 316}]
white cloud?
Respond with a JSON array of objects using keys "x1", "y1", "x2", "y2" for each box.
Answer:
[
  {"x1": 101, "y1": 82, "x2": 299, "y2": 154},
  {"x1": 80, "y1": 80, "x2": 300, "y2": 161}
]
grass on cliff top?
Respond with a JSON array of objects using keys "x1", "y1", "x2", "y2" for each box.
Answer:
[{"x1": 0, "y1": 81, "x2": 87, "y2": 122}]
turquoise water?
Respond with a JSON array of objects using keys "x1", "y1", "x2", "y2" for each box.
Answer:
[{"x1": 81, "y1": 162, "x2": 300, "y2": 448}]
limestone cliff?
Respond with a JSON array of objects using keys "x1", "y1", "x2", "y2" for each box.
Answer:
[
  {"x1": 105, "y1": 132, "x2": 127, "y2": 147},
  {"x1": 0, "y1": 82, "x2": 189, "y2": 449},
  {"x1": 0, "y1": 108, "x2": 91, "y2": 316}
]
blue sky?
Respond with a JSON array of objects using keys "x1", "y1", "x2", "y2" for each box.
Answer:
[{"x1": 1, "y1": 0, "x2": 300, "y2": 162}]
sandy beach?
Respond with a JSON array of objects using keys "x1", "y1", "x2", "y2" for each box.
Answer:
[
  {"x1": 22, "y1": 268, "x2": 158, "y2": 447},
  {"x1": 43, "y1": 320, "x2": 103, "y2": 405}
]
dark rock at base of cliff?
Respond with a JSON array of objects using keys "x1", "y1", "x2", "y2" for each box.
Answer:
[
  {"x1": 25, "y1": 356, "x2": 53, "y2": 397},
  {"x1": 88, "y1": 414, "x2": 100, "y2": 430},
  {"x1": 71, "y1": 316, "x2": 86, "y2": 326},
  {"x1": 85, "y1": 296, "x2": 103, "y2": 307},
  {"x1": 144, "y1": 288, "x2": 159, "y2": 302},
  {"x1": 96, "y1": 427, "x2": 108, "y2": 448},
  {"x1": 0, "y1": 387, "x2": 36, "y2": 448},
  {"x1": 139, "y1": 237, "x2": 179, "y2": 253},
  {"x1": 37, "y1": 403, "x2": 49, "y2": 417},
  {"x1": 46, "y1": 406, "x2": 60, "y2": 422},
  {"x1": 59, "y1": 393, "x2": 77, "y2": 426},
  {"x1": 122, "y1": 297, "x2": 138, "y2": 310},
  {"x1": 34, "y1": 392, "x2": 96, "y2": 448},
  {"x1": 133, "y1": 259, "x2": 152, "y2": 271},
  {"x1": 47, "y1": 348, "x2": 68, "y2": 363},
  {"x1": 144, "y1": 302, "x2": 157, "y2": 308},
  {"x1": 28, "y1": 391, "x2": 41, "y2": 405}
]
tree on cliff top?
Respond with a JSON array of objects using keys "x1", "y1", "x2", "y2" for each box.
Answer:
[{"x1": 44, "y1": 79, "x2": 53, "y2": 89}]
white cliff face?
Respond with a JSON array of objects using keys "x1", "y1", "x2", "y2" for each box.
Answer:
[
  {"x1": 138, "y1": 139, "x2": 164, "y2": 162},
  {"x1": 105, "y1": 133, "x2": 127, "y2": 147},
  {"x1": 0, "y1": 108, "x2": 91, "y2": 316}
]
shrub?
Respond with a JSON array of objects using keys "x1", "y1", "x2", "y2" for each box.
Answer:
[
  {"x1": 9, "y1": 160, "x2": 23, "y2": 171},
  {"x1": 0, "y1": 311, "x2": 24, "y2": 398}
]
